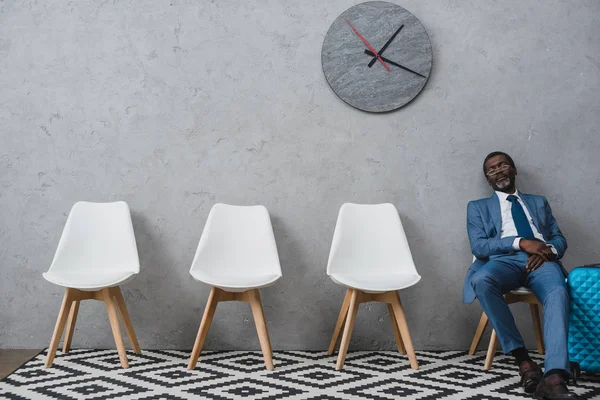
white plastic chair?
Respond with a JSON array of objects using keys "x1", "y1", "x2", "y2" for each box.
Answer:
[
  {"x1": 188, "y1": 204, "x2": 282, "y2": 371},
  {"x1": 43, "y1": 201, "x2": 141, "y2": 368},
  {"x1": 468, "y1": 257, "x2": 544, "y2": 369},
  {"x1": 327, "y1": 203, "x2": 421, "y2": 370}
]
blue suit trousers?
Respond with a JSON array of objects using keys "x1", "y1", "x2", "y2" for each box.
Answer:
[{"x1": 471, "y1": 252, "x2": 569, "y2": 372}]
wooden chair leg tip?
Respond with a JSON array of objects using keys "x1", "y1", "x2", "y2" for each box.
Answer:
[{"x1": 187, "y1": 360, "x2": 198, "y2": 370}]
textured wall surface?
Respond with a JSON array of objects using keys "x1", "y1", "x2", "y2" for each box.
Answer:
[{"x1": 1, "y1": 0, "x2": 599, "y2": 351}]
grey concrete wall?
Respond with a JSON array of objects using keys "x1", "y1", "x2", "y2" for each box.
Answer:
[{"x1": 1, "y1": 0, "x2": 599, "y2": 351}]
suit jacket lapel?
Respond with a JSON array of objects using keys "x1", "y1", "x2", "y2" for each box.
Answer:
[
  {"x1": 487, "y1": 193, "x2": 502, "y2": 236},
  {"x1": 520, "y1": 192, "x2": 542, "y2": 234}
]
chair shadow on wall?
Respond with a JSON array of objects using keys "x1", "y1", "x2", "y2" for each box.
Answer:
[
  {"x1": 376, "y1": 212, "x2": 463, "y2": 356},
  {"x1": 268, "y1": 214, "x2": 310, "y2": 348},
  {"x1": 129, "y1": 210, "x2": 192, "y2": 351}
]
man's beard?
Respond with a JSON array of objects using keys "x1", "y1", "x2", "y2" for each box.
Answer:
[{"x1": 495, "y1": 176, "x2": 513, "y2": 191}]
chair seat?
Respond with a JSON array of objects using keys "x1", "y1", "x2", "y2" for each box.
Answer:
[
  {"x1": 190, "y1": 270, "x2": 281, "y2": 292},
  {"x1": 510, "y1": 286, "x2": 533, "y2": 295},
  {"x1": 43, "y1": 270, "x2": 137, "y2": 291},
  {"x1": 329, "y1": 272, "x2": 421, "y2": 293}
]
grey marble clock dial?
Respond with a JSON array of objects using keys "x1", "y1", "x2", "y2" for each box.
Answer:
[{"x1": 322, "y1": 1, "x2": 432, "y2": 112}]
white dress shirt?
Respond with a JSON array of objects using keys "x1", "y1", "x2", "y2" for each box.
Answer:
[{"x1": 496, "y1": 190, "x2": 557, "y2": 254}]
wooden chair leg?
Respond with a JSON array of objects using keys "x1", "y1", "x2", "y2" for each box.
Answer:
[
  {"x1": 248, "y1": 289, "x2": 275, "y2": 371},
  {"x1": 188, "y1": 287, "x2": 219, "y2": 370},
  {"x1": 530, "y1": 303, "x2": 545, "y2": 355},
  {"x1": 62, "y1": 299, "x2": 80, "y2": 353},
  {"x1": 103, "y1": 288, "x2": 129, "y2": 368},
  {"x1": 388, "y1": 304, "x2": 406, "y2": 355},
  {"x1": 389, "y1": 291, "x2": 418, "y2": 370},
  {"x1": 112, "y1": 287, "x2": 141, "y2": 354},
  {"x1": 336, "y1": 289, "x2": 360, "y2": 370},
  {"x1": 469, "y1": 312, "x2": 489, "y2": 355},
  {"x1": 327, "y1": 289, "x2": 351, "y2": 355},
  {"x1": 484, "y1": 329, "x2": 498, "y2": 370},
  {"x1": 46, "y1": 288, "x2": 76, "y2": 367}
]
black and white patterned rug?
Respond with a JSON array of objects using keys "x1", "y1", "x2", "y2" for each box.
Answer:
[{"x1": 1, "y1": 350, "x2": 599, "y2": 399}]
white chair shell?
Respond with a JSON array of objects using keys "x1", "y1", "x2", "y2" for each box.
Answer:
[
  {"x1": 187, "y1": 203, "x2": 282, "y2": 371},
  {"x1": 43, "y1": 201, "x2": 141, "y2": 369},
  {"x1": 327, "y1": 203, "x2": 420, "y2": 370}
]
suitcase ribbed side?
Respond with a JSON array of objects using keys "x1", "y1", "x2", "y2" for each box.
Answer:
[{"x1": 568, "y1": 267, "x2": 600, "y2": 373}]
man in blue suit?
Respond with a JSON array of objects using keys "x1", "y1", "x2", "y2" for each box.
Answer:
[{"x1": 465, "y1": 151, "x2": 576, "y2": 399}]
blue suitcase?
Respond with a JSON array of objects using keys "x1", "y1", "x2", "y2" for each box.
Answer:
[{"x1": 567, "y1": 264, "x2": 600, "y2": 373}]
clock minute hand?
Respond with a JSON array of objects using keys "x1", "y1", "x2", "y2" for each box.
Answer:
[
  {"x1": 364, "y1": 50, "x2": 427, "y2": 78},
  {"x1": 368, "y1": 24, "x2": 404, "y2": 68},
  {"x1": 345, "y1": 19, "x2": 391, "y2": 72}
]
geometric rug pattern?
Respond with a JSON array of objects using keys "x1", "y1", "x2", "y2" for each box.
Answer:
[{"x1": 1, "y1": 350, "x2": 599, "y2": 399}]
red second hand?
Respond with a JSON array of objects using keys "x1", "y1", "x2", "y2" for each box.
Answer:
[{"x1": 345, "y1": 19, "x2": 391, "y2": 72}]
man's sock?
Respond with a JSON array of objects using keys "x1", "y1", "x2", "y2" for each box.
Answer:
[
  {"x1": 511, "y1": 347, "x2": 532, "y2": 366},
  {"x1": 544, "y1": 369, "x2": 568, "y2": 379}
]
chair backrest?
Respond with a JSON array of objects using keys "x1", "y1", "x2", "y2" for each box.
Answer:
[
  {"x1": 47, "y1": 201, "x2": 140, "y2": 274},
  {"x1": 189, "y1": 203, "x2": 282, "y2": 277},
  {"x1": 327, "y1": 203, "x2": 419, "y2": 277}
]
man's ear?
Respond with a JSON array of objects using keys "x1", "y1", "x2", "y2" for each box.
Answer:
[{"x1": 514, "y1": 167, "x2": 518, "y2": 176}]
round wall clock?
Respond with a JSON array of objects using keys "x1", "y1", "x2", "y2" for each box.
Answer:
[{"x1": 321, "y1": 1, "x2": 432, "y2": 113}]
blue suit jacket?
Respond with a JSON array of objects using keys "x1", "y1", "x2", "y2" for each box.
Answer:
[{"x1": 463, "y1": 192, "x2": 568, "y2": 304}]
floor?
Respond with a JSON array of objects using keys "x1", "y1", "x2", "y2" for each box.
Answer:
[
  {"x1": 1, "y1": 349, "x2": 599, "y2": 399},
  {"x1": 0, "y1": 350, "x2": 41, "y2": 380}
]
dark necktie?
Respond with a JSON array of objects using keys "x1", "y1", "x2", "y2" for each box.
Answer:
[{"x1": 507, "y1": 195, "x2": 535, "y2": 240}]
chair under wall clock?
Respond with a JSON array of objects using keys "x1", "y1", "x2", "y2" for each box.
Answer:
[
  {"x1": 327, "y1": 203, "x2": 421, "y2": 370},
  {"x1": 187, "y1": 203, "x2": 282, "y2": 371},
  {"x1": 42, "y1": 201, "x2": 141, "y2": 368}
]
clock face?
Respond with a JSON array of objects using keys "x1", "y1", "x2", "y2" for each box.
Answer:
[{"x1": 321, "y1": 1, "x2": 432, "y2": 113}]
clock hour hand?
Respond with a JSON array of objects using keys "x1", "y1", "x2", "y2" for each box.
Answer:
[
  {"x1": 364, "y1": 50, "x2": 427, "y2": 78},
  {"x1": 368, "y1": 24, "x2": 404, "y2": 68}
]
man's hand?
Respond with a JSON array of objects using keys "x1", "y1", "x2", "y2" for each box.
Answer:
[
  {"x1": 519, "y1": 239, "x2": 554, "y2": 259},
  {"x1": 526, "y1": 254, "x2": 546, "y2": 272},
  {"x1": 544, "y1": 245, "x2": 557, "y2": 262},
  {"x1": 521, "y1": 240, "x2": 557, "y2": 272}
]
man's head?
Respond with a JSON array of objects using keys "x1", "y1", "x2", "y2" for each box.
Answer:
[{"x1": 483, "y1": 151, "x2": 517, "y2": 193}]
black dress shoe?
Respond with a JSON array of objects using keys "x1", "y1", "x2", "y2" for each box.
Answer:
[
  {"x1": 534, "y1": 373, "x2": 578, "y2": 399},
  {"x1": 519, "y1": 360, "x2": 543, "y2": 393}
]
